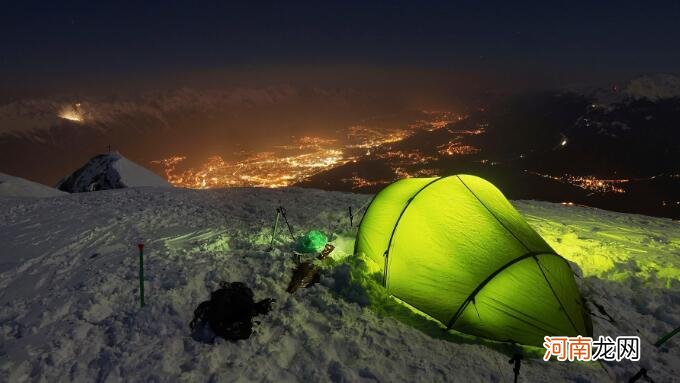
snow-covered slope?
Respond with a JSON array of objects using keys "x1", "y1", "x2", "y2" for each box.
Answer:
[
  {"x1": 56, "y1": 151, "x2": 171, "y2": 192},
  {"x1": 0, "y1": 188, "x2": 678, "y2": 382},
  {"x1": 0, "y1": 172, "x2": 66, "y2": 198}
]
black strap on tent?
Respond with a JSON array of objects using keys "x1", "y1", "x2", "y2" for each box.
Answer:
[{"x1": 508, "y1": 353, "x2": 522, "y2": 383}]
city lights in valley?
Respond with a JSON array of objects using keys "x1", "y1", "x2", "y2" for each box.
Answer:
[
  {"x1": 153, "y1": 140, "x2": 347, "y2": 189},
  {"x1": 527, "y1": 171, "x2": 629, "y2": 194},
  {"x1": 437, "y1": 141, "x2": 481, "y2": 156},
  {"x1": 154, "y1": 111, "x2": 463, "y2": 188}
]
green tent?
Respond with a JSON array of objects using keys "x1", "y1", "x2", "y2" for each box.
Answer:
[{"x1": 355, "y1": 175, "x2": 592, "y2": 346}]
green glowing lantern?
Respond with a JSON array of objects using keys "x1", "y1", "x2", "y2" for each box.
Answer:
[
  {"x1": 355, "y1": 175, "x2": 592, "y2": 346},
  {"x1": 296, "y1": 230, "x2": 328, "y2": 254}
]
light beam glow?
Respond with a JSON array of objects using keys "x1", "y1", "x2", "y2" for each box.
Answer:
[{"x1": 58, "y1": 103, "x2": 84, "y2": 122}]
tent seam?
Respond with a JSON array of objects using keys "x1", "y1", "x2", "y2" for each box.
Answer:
[
  {"x1": 448, "y1": 176, "x2": 580, "y2": 333},
  {"x1": 533, "y1": 256, "x2": 581, "y2": 335},
  {"x1": 381, "y1": 176, "x2": 454, "y2": 287},
  {"x1": 445, "y1": 250, "x2": 551, "y2": 329},
  {"x1": 456, "y1": 175, "x2": 531, "y2": 252}
]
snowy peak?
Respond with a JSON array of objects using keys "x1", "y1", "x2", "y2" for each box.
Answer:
[
  {"x1": 56, "y1": 151, "x2": 172, "y2": 192},
  {"x1": 566, "y1": 74, "x2": 680, "y2": 104},
  {"x1": 624, "y1": 74, "x2": 680, "y2": 101},
  {"x1": 0, "y1": 172, "x2": 66, "y2": 198}
]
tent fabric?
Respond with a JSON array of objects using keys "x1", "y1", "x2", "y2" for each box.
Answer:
[{"x1": 355, "y1": 175, "x2": 592, "y2": 346}]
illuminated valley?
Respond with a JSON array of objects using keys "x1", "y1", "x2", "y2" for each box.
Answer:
[
  {"x1": 152, "y1": 111, "x2": 462, "y2": 189},
  {"x1": 145, "y1": 103, "x2": 679, "y2": 220},
  {"x1": 152, "y1": 140, "x2": 348, "y2": 189},
  {"x1": 527, "y1": 171, "x2": 629, "y2": 194}
]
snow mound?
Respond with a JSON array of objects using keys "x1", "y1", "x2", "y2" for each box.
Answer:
[
  {"x1": 625, "y1": 74, "x2": 680, "y2": 101},
  {"x1": 0, "y1": 172, "x2": 66, "y2": 198},
  {"x1": 56, "y1": 151, "x2": 171, "y2": 192},
  {"x1": 0, "y1": 188, "x2": 677, "y2": 382}
]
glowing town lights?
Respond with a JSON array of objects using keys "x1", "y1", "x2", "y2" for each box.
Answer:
[
  {"x1": 340, "y1": 175, "x2": 386, "y2": 189},
  {"x1": 393, "y1": 167, "x2": 439, "y2": 180},
  {"x1": 153, "y1": 110, "x2": 464, "y2": 189},
  {"x1": 374, "y1": 150, "x2": 437, "y2": 164},
  {"x1": 448, "y1": 127, "x2": 485, "y2": 135},
  {"x1": 415, "y1": 110, "x2": 462, "y2": 130},
  {"x1": 437, "y1": 141, "x2": 480, "y2": 156},
  {"x1": 528, "y1": 171, "x2": 628, "y2": 194},
  {"x1": 153, "y1": 138, "x2": 349, "y2": 189},
  {"x1": 346, "y1": 126, "x2": 412, "y2": 149},
  {"x1": 568, "y1": 176, "x2": 627, "y2": 194}
]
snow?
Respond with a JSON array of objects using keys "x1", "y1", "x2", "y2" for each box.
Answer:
[
  {"x1": 0, "y1": 172, "x2": 66, "y2": 198},
  {"x1": 111, "y1": 154, "x2": 173, "y2": 189},
  {"x1": 56, "y1": 151, "x2": 171, "y2": 192},
  {"x1": 0, "y1": 187, "x2": 678, "y2": 382},
  {"x1": 625, "y1": 74, "x2": 680, "y2": 101}
]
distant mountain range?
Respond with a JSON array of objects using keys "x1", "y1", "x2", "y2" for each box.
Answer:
[{"x1": 298, "y1": 76, "x2": 680, "y2": 219}]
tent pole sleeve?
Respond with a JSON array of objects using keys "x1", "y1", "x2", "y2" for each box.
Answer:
[
  {"x1": 533, "y1": 256, "x2": 580, "y2": 335},
  {"x1": 456, "y1": 175, "x2": 530, "y2": 252},
  {"x1": 445, "y1": 251, "x2": 558, "y2": 329},
  {"x1": 382, "y1": 176, "x2": 450, "y2": 286}
]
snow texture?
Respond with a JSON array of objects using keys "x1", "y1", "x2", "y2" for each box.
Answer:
[
  {"x1": 56, "y1": 151, "x2": 171, "y2": 192},
  {"x1": 0, "y1": 187, "x2": 678, "y2": 382},
  {"x1": 0, "y1": 172, "x2": 66, "y2": 198}
]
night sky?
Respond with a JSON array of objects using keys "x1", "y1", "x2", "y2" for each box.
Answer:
[{"x1": 2, "y1": 1, "x2": 680, "y2": 97}]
